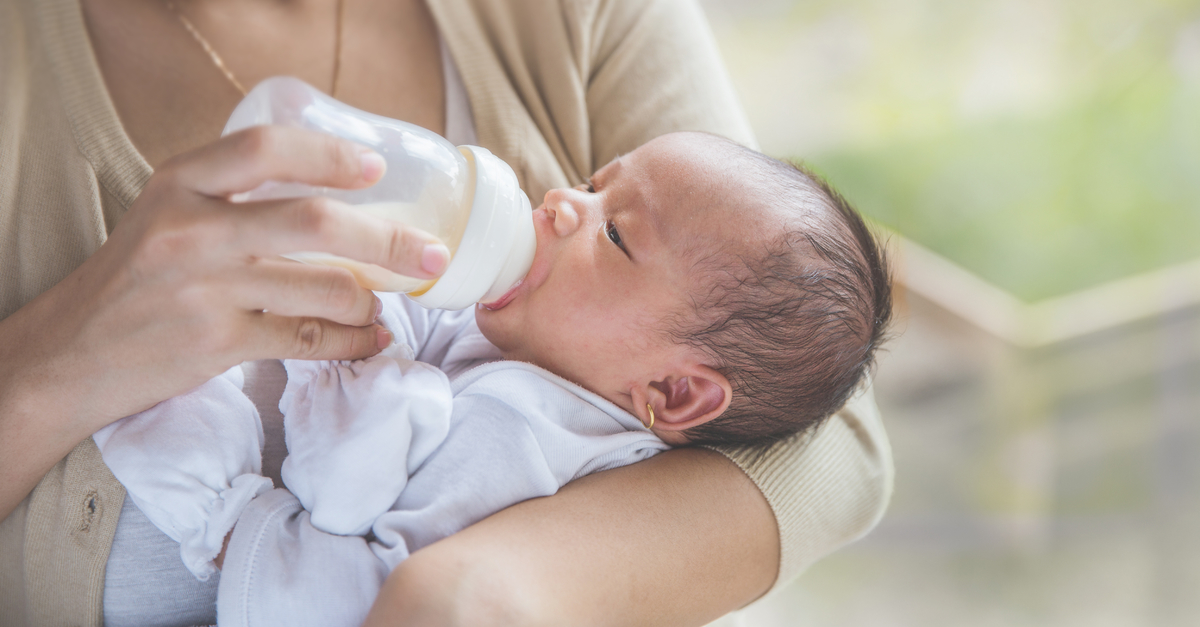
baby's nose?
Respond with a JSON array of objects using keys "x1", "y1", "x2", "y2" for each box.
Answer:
[{"x1": 543, "y1": 189, "x2": 582, "y2": 237}]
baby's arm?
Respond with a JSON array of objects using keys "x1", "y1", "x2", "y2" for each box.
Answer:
[
  {"x1": 279, "y1": 342, "x2": 453, "y2": 537},
  {"x1": 377, "y1": 292, "x2": 501, "y2": 376},
  {"x1": 91, "y1": 366, "x2": 273, "y2": 581},
  {"x1": 215, "y1": 352, "x2": 460, "y2": 627},
  {"x1": 213, "y1": 403, "x2": 557, "y2": 627},
  {"x1": 367, "y1": 380, "x2": 668, "y2": 572},
  {"x1": 217, "y1": 366, "x2": 666, "y2": 627},
  {"x1": 277, "y1": 293, "x2": 496, "y2": 536},
  {"x1": 216, "y1": 489, "x2": 387, "y2": 627}
]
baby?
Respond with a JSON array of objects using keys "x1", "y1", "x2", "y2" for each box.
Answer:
[{"x1": 93, "y1": 131, "x2": 892, "y2": 626}]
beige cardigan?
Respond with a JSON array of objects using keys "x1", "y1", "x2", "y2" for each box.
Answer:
[{"x1": 0, "y1": 0, "x2": 894, "y2": 624}]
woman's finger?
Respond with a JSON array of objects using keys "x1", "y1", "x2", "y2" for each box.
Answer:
[
  {"x1": 231, "y1": 259, "x2": 382, "y2": 327},
  {"x1": 164, "y1": 125, "x2": 387, "y2": 198},
  {"x1": 245, "y1": 312, "x2": 392, "y2": 363},
  {"x1": 224, "y1": 196, "x2": 451, "y2": 279}
]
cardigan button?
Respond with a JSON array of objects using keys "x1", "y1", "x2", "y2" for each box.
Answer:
[{"x1": 79, "y1": 490, "x2": 99, "y2": 532}]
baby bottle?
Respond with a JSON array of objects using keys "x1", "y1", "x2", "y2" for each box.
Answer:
[{"x1": 222, "y1": 76, "x2": 535, "y2": 310}]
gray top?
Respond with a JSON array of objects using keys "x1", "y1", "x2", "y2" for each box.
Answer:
[{"x1": 102, "y1": 358, "x2": 286, "y2": 626}]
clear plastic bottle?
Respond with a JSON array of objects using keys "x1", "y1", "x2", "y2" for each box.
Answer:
[{"x1": 222, "y1": 76, "x2": 535, "y2": 310}]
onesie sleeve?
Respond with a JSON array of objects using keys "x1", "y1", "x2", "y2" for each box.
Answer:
[
  {"x1": 368, "y1": 367, "x2": 669, "y2": 571},
  {"x1": 91, "y1": 367, "x2": 273, "y2": 581},
  {"x1": 377, "y1": 292, "x2": 501, "y2": 378},
  {"x1": 214, "y1": 396, "x2": 558, "y2": 627},
  {"x1": 216, "y1": 489, "x2": 387, "y2": 627},
  {"x1": 279, "y1": 351, "x2": 453, "y2": 537}
]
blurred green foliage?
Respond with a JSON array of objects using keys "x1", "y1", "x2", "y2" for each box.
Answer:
[
  {"x1": 707, "y1": 0, "x2": 1200, "y2": 301},
  {"x1": 812, "y1": 63, "x2": 1200, "y2": 301}
]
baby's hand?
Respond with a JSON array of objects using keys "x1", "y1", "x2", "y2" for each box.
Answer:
[
  {"x1": 279, "y1": 353, "x2": 452, "y2": 536},
  {"x1": 92, "y1": 367, "x2": 273, "y2": 581}
]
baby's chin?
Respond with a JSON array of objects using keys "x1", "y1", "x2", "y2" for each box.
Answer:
[
  {"x1": 472, "y1": 305, "x2": 522, "y2": 357},
  {"x1": 473, "y1": 311, "x2": 565, "y2": 376}
]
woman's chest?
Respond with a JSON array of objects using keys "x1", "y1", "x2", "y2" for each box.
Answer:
[{"x1": 82, "y1": 0, "x2": 445, "y2": 169}]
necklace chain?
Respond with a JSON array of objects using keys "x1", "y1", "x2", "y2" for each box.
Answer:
[{"x1": 164, "y1": 0, "x2": 346, "y2": 98}]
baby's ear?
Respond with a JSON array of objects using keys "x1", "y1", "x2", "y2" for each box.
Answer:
[{"x1": 643, "y1": 365, "x2": 732, "y2": 433}]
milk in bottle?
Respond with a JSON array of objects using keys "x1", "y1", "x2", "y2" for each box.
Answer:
[{"x1": 222, "y1": 76, "x2": 535, "y2": 310}]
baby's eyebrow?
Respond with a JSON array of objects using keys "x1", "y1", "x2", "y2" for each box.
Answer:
[{"x1": 594, "y1": 155, "x2": 625, "y2": 183}]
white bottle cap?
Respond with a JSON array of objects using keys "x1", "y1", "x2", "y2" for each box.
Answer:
[{"x1": 410, "y1": 146, "x2": 535, "y2": 310}]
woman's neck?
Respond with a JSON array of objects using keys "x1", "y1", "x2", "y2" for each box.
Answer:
[{"x1": 82, "y1": 0, "x2": 445, "y2": 169}]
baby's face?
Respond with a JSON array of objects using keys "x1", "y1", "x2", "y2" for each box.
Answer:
[{"x1": 474, "y1": 133, "x2": 777, "y2": 419}]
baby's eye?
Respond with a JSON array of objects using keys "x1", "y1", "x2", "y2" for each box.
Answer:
[
  {"x1": 586, "y1": 180, "x2": 596, "y2": 193},
  {"x1": 604, "y1": 219, "x2": 626, "y2": 252}
]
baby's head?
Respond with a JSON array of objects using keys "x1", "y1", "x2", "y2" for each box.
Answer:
[{"x1": 475, "y1": 132, "x2": 891, "y2": 447}]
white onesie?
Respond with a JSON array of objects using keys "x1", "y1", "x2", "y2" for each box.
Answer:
[{"x1": 93, "y1": 293, "x2": 668, "y2": 627}]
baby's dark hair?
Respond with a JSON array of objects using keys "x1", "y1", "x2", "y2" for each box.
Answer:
[{"x1": 674, "y1": 140, "x2": 893, "y2": 448}]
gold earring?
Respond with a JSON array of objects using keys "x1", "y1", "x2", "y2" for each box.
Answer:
[{"x1": 642, "y1": 403, "x2": 656, "y2": 430}]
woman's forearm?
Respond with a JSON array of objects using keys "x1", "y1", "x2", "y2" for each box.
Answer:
[
  {"x1": 0, "y1": 289, "x2": 102, "y2": 520},
  {"x1": 364, "y1": 447, "x2": 778, "y2": 627}
]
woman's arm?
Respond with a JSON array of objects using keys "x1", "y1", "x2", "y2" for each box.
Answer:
[
  {"x1": 365, "y1": 447, "x2": 777, "y2": 627},
  {"x1": 0, "y1": 127, "x2": 450, "y2": 520}
]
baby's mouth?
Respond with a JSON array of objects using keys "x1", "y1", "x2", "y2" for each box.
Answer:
[{"x1": 479, "y1": 278, "x2": 523, "y2": 311}]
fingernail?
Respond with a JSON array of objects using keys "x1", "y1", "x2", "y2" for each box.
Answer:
[
  {"x1": 373, "y1": 296, "x2": 383, "y2": 322},
  {"x1": 360, "y1": 150, "x2": 386, "y2": 183},
  {"x1": 376, "y1": 326, "x2": 393, "y2": 349},
  {"x1": 421, "y1": 243, "x2": 451, "y2": 276}
]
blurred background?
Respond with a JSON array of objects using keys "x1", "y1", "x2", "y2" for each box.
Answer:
[{"x1": 695, "y1": 0, "x2": 1200, "y2": 625}]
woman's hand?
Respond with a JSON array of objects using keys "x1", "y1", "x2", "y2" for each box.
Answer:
[{"x1": 0, "y1": 126, "x2": 449, "y2": 519}]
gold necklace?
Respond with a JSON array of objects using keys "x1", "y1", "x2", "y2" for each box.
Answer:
[{"x1": 164, "y1": 0, "x2": 346, "y2": 97}]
